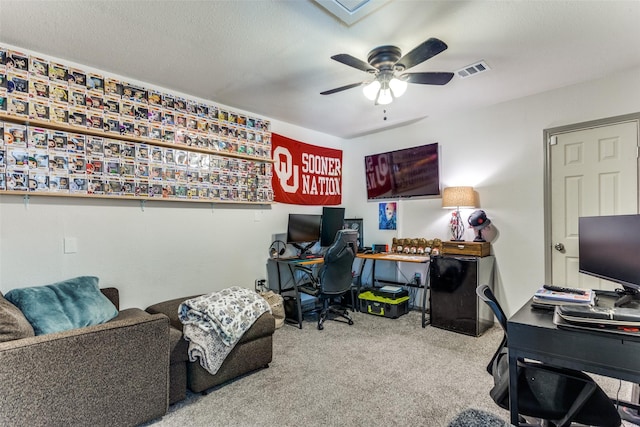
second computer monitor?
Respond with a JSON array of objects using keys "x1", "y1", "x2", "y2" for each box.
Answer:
[{"x1": 320, "y1": 207, "x2": 345, "y2": 247}]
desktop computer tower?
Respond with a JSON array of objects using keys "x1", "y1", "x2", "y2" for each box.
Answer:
[{"x1": 429, "y1": 255, "x2": 495, "y2": 336}]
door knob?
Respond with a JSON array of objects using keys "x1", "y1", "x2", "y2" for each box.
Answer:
[{"x1": 554, "y1": 243, "x2": 565, "y2": 252}]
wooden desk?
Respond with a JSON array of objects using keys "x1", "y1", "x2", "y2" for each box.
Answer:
[
  {"x1": 274, "y1": 253, "x2": 431, "y2": 328},
  {"x1": 507, "y1": 294, "x2": 640, "y2": 425},
  {"x1": 356, "y1": 253, "x2": 430, "y2": 263},
  {"x1": 355, "y1": 253, "x2": 431, "y2": 327},
  {"x1": 275, "y1": 256, "x2": 324, "y2": 267}
]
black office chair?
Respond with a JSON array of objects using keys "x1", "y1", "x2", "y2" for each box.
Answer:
[
  {"x1": 298, "y1": 229, "x2": 357, "y2": 330},
  {"x1": 475, "y1": 284, "x2": 621, "y2": 427}
]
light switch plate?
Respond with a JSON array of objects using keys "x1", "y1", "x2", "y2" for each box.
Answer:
[{"x1": 64, "y1": 237, "x2": 78, "y2": 254}]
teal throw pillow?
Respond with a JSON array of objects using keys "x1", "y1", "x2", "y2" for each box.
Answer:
[{"x1": 4, "y1": 276, "x2": 118, "y2": 335}]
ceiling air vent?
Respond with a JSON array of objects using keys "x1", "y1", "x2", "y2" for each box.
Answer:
[{"x1": 456, "y1": 60, "x2": 491, "y2": 79}]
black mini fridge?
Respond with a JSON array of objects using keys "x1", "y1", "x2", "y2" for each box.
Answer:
[{"x1": 429, "y1": 255, "x2": 495, "y2": 336}]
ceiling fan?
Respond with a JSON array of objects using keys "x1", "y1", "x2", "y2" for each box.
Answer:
[{"x1": 320, "y1": 37, "x2": 454, "y2": 105}]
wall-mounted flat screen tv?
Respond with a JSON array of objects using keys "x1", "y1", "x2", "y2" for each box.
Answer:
[{"x1": 364, "y1": 143, "x2": 440, "y2": 200}]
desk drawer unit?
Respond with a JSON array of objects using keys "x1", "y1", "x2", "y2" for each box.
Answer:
[
  {"x1": 429, "y1": 255, "x2": 495, "y2": 336},
  {"x1": 441, "y1": 241, "x2": 490, "y2": 257}
]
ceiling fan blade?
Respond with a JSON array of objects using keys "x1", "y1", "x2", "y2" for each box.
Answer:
[
  {"x1": 331, "y1": 54, "x2": 376, "y2": 73},
  {"x1": 401, "y1": 72, "x2": 454, "y2": 85},
  {"x1": 320, "y1": 82, "x2": 365, "y2": 95},
  {"x1": 396, "y1": 38, "x2": 448, "y2": 70}
]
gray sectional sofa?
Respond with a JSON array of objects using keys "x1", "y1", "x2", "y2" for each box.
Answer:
[
  {"x1": 0, "y1": 283, "x2": 277, "y2": 426},
  {"x1": 0, "y1": 279, "x2": 277, "y2": 426},
  {"x1": 0, "y1": 287, "x2": 170, "y2": 427}
]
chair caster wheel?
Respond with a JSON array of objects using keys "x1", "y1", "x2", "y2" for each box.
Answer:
[{"x1": 348, "y1": 319, "x2": 354, "y2": 325}]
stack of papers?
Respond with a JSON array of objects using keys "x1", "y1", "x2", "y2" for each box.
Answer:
[
  {"x1": 533, "y1": 287, "x2": 595, "y2": 307},
  {"x1": 557, "y1": 304, "x2": 640, "y2": 325},
  {"x1": 554, "y1": 305, "x2": 640, "y2": 336}
]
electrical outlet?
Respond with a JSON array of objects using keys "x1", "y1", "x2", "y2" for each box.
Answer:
[{"x1": 255, "y1": 279, "x2": 267, "y2": 291}]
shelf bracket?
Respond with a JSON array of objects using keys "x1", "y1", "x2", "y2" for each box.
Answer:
[
  {"x1": 140, "y1": 200, "x2": 146, "y2": 212},
  {"x1": 23, "y1": 194, "x2": 30, "y2": 209}
]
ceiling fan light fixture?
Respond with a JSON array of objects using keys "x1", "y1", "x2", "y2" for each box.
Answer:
[
  {"x1": 389, "y1": 77, "x2": 407, "y2": 97},
  {"x1": 377, "y1": 87, "x2": 393, "y2": 105},
  {"x1": 323, "y1": 38, "x2": 452, "y2": 104},
  {"x1": 363, "y1": 80, "x2": 381, "y2": 100}
]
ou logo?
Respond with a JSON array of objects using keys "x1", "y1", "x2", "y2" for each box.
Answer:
[{"x1": 273, "y1": 146, "x2": 299, "y2": 193}]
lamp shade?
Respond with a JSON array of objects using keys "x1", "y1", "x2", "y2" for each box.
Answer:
[{"x1": 442, "y1": 186, "x2": 477, "y2": 209}]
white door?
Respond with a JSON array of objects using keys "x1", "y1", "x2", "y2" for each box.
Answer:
[{"x1": 550, "y1": 120, "x2": 639, "y2": 289}]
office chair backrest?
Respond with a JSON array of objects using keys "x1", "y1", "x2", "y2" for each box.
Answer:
[
  {"x1": 476, "y1": 284, "x2": 507, "y2": 332},
  {"x1": 319, "y1": 229, "x2": 357, "y2": 295},
  {"x1": 476, "y1": 284, "x2": 508, "y2": 375},
  {"x1": 338, "y1": 229, "x2": 358, "y2": 254}
]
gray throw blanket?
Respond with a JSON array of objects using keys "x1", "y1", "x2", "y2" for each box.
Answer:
[{"x1": 178, "y1": 287, "x2": 271, "y2": 375}]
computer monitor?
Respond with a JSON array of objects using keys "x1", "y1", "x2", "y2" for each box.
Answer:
[
  {"x1": 320, "y1": 207, "x2": 345, "y2": 247},
  {"x1": 286, "y1": 214, "x2": 322, "y2": 255},
  {"x1": 579, "y1": 214, "x2": 640, "y2": 307}
]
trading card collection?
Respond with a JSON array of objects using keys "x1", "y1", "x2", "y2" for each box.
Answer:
[
  {"x1": 0, "y1": 46, "x2": 273, "y2": 202},
  {"x1": 0, "y1": 122, "x2": 273, "y2": 202}
]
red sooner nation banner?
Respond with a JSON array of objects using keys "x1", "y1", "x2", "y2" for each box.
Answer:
[{"x1": 272, "y1": 133, "x2": 342, "y2": 205}]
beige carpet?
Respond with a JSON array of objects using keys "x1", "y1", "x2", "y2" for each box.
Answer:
[{"x1": 147, "y1": 310, "x2": 634, "y2": 427}]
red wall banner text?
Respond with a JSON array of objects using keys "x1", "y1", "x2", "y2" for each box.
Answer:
[{"x1": 272, "y1": 133, "x2": 342, "y2": 205}]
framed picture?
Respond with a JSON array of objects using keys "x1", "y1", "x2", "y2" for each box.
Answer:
[
  {"x1": 379, "y1": 202, "x2": 397, "y2": 230},
  {"x1": 343, "y1": 218, "x2": 364, "y2": 252}
]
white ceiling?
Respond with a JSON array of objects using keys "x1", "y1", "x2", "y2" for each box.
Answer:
[{"x1": 1, "y1": 0, "x2": 639, "y2": 139}]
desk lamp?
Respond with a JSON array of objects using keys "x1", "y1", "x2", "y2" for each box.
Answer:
[{"x1": 442, "y1": 186, "x2": 477, "y2": 241}]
